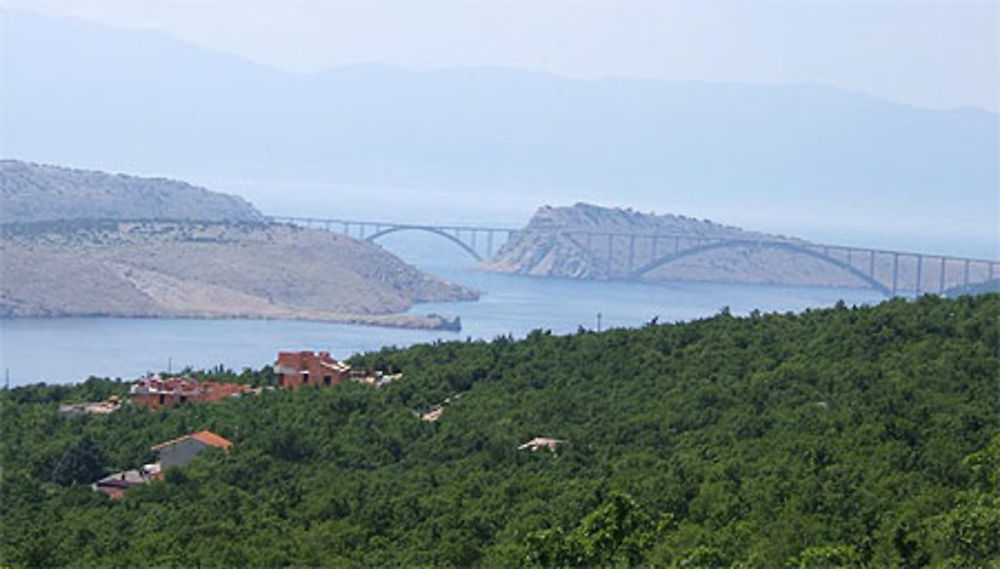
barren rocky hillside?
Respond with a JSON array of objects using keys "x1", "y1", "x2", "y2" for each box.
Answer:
[
  {"x1": 0, "y1": 162, "x2": 480, "y2": 329},
  {"x1": 0, "y1": 160, "x2": 265, "y2": 223},
  {"x1": 483, "y1": 203, "x2": 869, "y2": 288},
  {"x1": 0, "y1": 221, "x2": 477, "y2": 329}
]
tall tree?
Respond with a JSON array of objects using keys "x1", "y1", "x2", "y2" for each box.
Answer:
[{"x1": 51, "y1": 435, "x2": 107, "y2": 486}]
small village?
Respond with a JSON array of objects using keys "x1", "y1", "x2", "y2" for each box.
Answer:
[
  {"x1": 61, "y1": 350, "x2": 403, "y2": 419},
  {"x1": 60, "y1": 349, "x2": 568, "y2": 500},
  {"x1": 59, "y1": 351, "x2": 568, "y2": 500},
  {"x1": 60, "y1": 350, "x2": 404, "y2": 499}
]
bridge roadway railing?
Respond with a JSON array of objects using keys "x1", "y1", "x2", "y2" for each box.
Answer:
[
  {"x1": 558, "y1": 230, "x2": 999, "y2": 297},
  {"x1": 267, "y1": 216, "x2": 516, "y2": 261}
]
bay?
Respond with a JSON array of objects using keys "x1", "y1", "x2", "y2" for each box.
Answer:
[{"x1": 0, "y1": 232, "x2": 885, "y2": 386}]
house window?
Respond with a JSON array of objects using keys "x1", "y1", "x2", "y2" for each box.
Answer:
[
  {"x1": 158, "y1": 393, "x2": 165, "y2": 405},
  {"x1": 324, "y1": 375, "x2": 332, "y2": 386},
  {"x1": 301, "y1": 372, "x2": 309, "y2": 386}
]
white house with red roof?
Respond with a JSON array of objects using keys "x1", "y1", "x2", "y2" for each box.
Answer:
[{"x1": 152, "y1": 430, "x2": 233, "y2": 469}]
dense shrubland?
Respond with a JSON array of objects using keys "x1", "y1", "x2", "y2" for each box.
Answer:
[{"x1": 2, "y1": 294, "x2": 997, "y2": 567}]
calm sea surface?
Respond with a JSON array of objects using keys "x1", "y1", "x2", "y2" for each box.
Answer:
[{"x1": 0, "y1": 233, "x2": 885, "y2": 386}]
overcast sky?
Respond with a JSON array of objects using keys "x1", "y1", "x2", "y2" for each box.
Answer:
[{"x1": 3, "y1": 0, "x2": 997, "y2": 112}]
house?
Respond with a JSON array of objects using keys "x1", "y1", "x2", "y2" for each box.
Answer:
[
  {"x1": 91, "y1": 430, "x2": 230, "y2": 499},
  {"x1": 152, "y1": 430, "x2": 233, "y2": 469},
  {"x1": 274, "y1": 351, "x2": 351, "y2": 389},
  {"x1": 58, "y1": 395, "x2": 122, "y2": 419},
  {"x1": 130, "y1": 375, "x2": 251, "y2": 409},
  {"x1": 92, "y1": 463, "x2": 161, "y2": 499},
  {"x1": 518, "y1": 437, "x2": 567, "y2": 453}
]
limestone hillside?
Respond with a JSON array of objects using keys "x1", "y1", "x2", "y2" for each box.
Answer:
[
  {"x1": 0, "y1": 160, "x2": 265, "y2": 224},
  {"x1": 483, "y1": 203, "x2": 868, "y2": 288},
  {"x1": 0, "y1": 221, "x2": 478, "y2": 328}
]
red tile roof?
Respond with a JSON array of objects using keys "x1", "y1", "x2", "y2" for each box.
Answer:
[
  {"x1": 151, "y1": 430, "x2": 233, "y2": 451},
  {"x1": 190, "y1": 430, "x2": 233, "y2": 450}
]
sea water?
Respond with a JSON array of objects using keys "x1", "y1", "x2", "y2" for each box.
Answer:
[{"x1": 0, "y1": 232, "x2": 885, "y2": 385}]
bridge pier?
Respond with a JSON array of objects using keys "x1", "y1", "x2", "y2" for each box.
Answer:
[
  {"x1": 964, "y1": 259, "x2": 971, "y2": 286},
  {"x1": 628, "y1": 234, "x2": 636, "y2": 272},
  {"x1": 606, "y1": 234, "x2": 614, "y2": 275},
  {"x1": 915, "y1": 255, "x2": 923, "y2": 297},
  {"x1": 892, "y1": 253, "x2": 899, "y2": 296}
]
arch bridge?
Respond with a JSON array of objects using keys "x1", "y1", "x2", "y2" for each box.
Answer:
[
  {"x1": 268, "y1": 216, "x2": 515, "y2": 262},
  {"x1": 268, "y1": 216, "x2": 999, "y2": 298},
  {"x1": 561, "y1": 230, "x2": 998, "y2": 297}
]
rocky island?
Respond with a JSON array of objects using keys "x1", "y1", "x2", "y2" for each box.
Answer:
[
  {"x1": 0, "y1": 161, "x2": 476, "y2": 329},
  {"x1": 484, "y1": 203, "x2": 871, "y2": 288}
]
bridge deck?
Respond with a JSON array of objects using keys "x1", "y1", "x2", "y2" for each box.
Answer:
[{"x1": 267, "y1": 215, "x2": 999, "y2": 297}]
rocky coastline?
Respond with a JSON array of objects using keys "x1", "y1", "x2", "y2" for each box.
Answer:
[
  {"x1": 1, "y1": 162, "x2": 477, "y2": 330},
  {"x1": 0, "y1": 221, "x2": 477, "y2": 330}
]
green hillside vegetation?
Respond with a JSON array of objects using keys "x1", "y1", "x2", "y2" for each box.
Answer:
[{"x1": 2, "y1": 295, "x2": 998, "y2": 567}]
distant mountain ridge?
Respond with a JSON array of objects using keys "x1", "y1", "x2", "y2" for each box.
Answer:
[
  {"x1": 2, "y1": 9, "x2": 996, "y2": 254},
  {"x1": 0, "y1": 160, "x2": 265, "y2": 224}
]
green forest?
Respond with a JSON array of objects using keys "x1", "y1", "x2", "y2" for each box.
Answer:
[{"x1": 2, "y1": 294, "x2": 998, "y2": 567}]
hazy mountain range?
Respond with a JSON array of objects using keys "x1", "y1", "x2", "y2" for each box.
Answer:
[{"x1": 2, "y1": 10, "x2": 997, "y2": 257}]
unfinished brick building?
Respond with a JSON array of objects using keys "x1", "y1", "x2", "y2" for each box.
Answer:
[
  {"x1": 274, "y1": 351, "x2": 351, "y2": 389},
  {"x1": 130, "y1": 375, "x2": 251, "y2": 409}
]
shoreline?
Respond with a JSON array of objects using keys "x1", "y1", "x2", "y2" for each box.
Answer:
[{"x1": 0, "y1": 310, "x2": 465, "y2": 331}]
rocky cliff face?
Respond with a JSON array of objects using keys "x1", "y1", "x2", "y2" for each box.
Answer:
[
  {"x1": 0, "y1": 160, "x2": 265, "y2": 224},
  {"x1": 483, "y1": 203, "x2": 868, "y2": 288},
  {"x1": 0, "y1": 221, "x2": 478, "y2": 329}
]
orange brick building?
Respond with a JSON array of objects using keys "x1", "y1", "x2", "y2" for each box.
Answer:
[
  {"x1": 274, "y1": 351, "x2": 351, "y2": 389},
  {"x1": 130, "y1": 375, "x2": 251, "y2": 409}
]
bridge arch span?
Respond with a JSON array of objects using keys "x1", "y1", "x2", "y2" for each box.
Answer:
[
  {"x1": 364, "y1": 226, "x2": 483, "y2": 262},
  {"x1": 627, "y1": 239, "x2": 892, "y2": 297}
]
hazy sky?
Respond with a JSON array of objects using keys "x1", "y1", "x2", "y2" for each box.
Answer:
[{"x1": 3, "y1": 0, "x2": 997, "y2": 111}]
